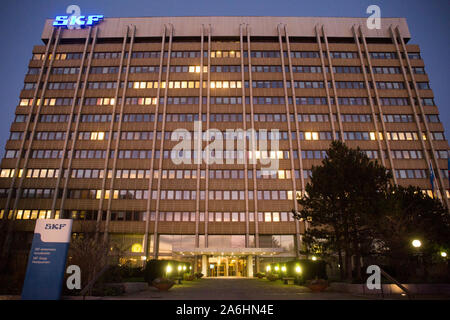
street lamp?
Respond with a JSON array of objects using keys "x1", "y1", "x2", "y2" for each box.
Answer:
[
  {"x1": 412, "y1": 239, "x2": 422, "y2": 248},
  {"x1": 295, "y1": 265, "x2": 302, "y2": 274},
  {"x1": 441, "y1": 251, "x2": 447, "y2": 258},
  {"x1": 266, "y1": 265, "x2": 271, "y2": 272},
  {"x1": 281, "y1": 265, "x2": 286, "y2": 273},
  {"x1": 311, "y1": 256, "x2": 317, "y2": 261}
]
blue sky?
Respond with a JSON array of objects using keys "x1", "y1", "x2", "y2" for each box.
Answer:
[{"x1": 0, "y1": 0, "x2": 448, "y2": 158}]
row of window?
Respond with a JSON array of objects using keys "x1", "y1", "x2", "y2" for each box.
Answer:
[
  {"x1": 13, "y1": 112, "x2": 440, "y2": 126},
  {"x1": 27, "y1": 64, "x2": 427, "y2": 77},
  {"x1": 129, "y1": 80, "x2": 242, "y2": 89},
  {"x1": 19, "y1": 98, "x2": 73, "y2": 107},
  {"x1": 32, "y1": 51, "x2": 421, "y2": 62},
  {"x1": 395, "y1": 169, "x2": 428, "y2": 179},
  {"x1": 23, "y1": 79, "x2": 433, "y2": 92},
  {"x1": 67, "y1": 189, "x2": 149, "y2": 200},
  {"x1": 32, "y1": 53, "x2": 83, "y2": 61},
  {"x1": 20, "y1": 95, "x2": 435, "y2": 108}
]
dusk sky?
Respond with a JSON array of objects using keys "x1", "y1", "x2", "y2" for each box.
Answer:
[{"x1": 0, "y1": 0, "x2": 448, "y2": 158}]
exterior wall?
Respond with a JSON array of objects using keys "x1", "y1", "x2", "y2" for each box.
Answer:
[{"x1": 0, "y1": 16, "x2": 448, "y2": 268}]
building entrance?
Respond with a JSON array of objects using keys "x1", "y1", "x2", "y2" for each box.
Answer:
[{"x1": 208, "y1": 256, "x2": 247, "y2": 277}]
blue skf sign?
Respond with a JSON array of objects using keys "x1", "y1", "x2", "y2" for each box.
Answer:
[
  {"x1": 53, "y1": 15, "x2": 104, "y2": 28},
  {"x1": 21, "y1": 219, "x2": 73, "y2": 300}
]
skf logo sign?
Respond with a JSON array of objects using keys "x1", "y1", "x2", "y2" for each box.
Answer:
[
  {"x1": 53, "y1": 15, "x2": 104, "y2": 28},
  {"x1": 44, "y1": 223, "x2": 67, "y2": 230}
]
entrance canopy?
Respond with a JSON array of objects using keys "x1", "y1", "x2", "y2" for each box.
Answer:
[{"x1": 172, "y1": 247, "x2": 285, "y2": 256}]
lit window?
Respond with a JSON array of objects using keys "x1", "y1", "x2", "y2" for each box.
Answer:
[
  {"x1": 272, "y1": 212, "x2": 280, "y2": 222},
  {"x1": 305, "y1": 132, "x2": 313, "y2": 140}
]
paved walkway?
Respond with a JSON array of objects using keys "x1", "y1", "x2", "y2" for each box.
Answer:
[{"x1": 104, "y1": 278, "x2": 373, "y2": 300}]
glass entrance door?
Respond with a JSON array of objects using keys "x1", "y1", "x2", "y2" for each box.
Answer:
[{"x1": 208, "y1": 256, "x2": 247, "y2": 277}]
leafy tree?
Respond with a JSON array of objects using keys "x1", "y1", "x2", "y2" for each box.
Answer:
[
  {"x1": 294, "y1": 141, "x2": 391, "y2": 281},
  {"x1": 370, "y1": 185, "x2": 450, "y2": 282}
]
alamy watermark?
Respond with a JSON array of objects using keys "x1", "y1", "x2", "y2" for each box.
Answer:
[
  {"x1": 170, "y1": 121, "x2": 280, "y2": 172},
  {"x1": 366, "y1": 265, "x2": 381, "y2": 290},
  {"x1": 66, "y1": 265, "x2": 81, "y2": 290},
  {"x1": 366, "y1": 5, "x2": 381, "y2": 30}
]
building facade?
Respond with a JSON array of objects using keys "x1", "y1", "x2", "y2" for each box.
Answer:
[{"x1": 0, "y1": 16, "x2": 449, "y2": 277}]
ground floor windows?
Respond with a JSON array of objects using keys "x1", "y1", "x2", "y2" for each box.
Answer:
[
  {"x1": 259, "y1": 235, "x2": 295, "y2": 253},
  {"x1": 158, "y1": 235, "x2": 196, "y2": 254}
]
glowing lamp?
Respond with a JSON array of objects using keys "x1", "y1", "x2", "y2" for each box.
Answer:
[{"x1": 412, "y1": 239, "x2": 422, "y2": 248}]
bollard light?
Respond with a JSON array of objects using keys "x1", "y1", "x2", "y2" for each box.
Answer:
[
  {"x1": 281, "y1": 266, "x2": 286, "y2": 273},
  {"x1": 295, "y1": 265, "x2": 302, "y2": 274},
  {"x1": 166, "y1": 265, "x2": 172, "y2": 274},
  {"x1": 266, "y1": 265, "x2": 271, "y2": 272}
]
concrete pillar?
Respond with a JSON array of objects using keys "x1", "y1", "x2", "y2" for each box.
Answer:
[
  {"x1": 256, "y1": 256, "x2": 260, "y2": 273},
  {"x1": 202, "y1": 255, "x2": 207, "y2": 277},
  {"x1": 247, "y1": 255, "x2": 254, "y2": 277},
  {"x1": 225, "y1": 258, "x2": 229, "y2": 277},
  {"x1": 193, "y1": 255, "x2": 198, "y2": 274}
]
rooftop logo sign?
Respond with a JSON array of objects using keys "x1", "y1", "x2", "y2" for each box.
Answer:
[{"x1": 53, "y1": 14, "x2": 104, "y2": 28}]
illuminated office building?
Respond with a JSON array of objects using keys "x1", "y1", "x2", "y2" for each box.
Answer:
[{"x1": 0, "y1": 16, "x2": 449, "y2": 276}]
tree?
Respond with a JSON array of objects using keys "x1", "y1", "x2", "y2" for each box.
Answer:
[
  {"x1": 294, "y1": 141, "x2": 391, "y2": 281},
  {"x1": 66, "y1": 224, "x2": 110, "y2": 293},
  {"x1": 370, "y1": 185, "x2": 450, "y2": 282}
]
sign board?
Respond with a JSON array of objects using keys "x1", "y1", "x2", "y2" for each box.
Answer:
[
  {"x1": 53, "y1": 15, "x2": 104, "y2": 28},
  {"x1": 21, "y1": 219, "x2": 73, "y2": 300}
]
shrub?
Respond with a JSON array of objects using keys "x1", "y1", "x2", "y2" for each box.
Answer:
[
  {"x1": 255, "y1": 272, "x2": 265, "y2": 279},
  {"x1": 119, "y1": 265, "x2": 144, "y2": 279},
  {"x1": 183, "y1": 273, "x2": 195, "y2": 281},
  {"x1": 194, "y1": 272, "x2": 204, "y2": 279},
  {"x1": 143, "y1": 260, "x2": 168, "y2": 284},
  {"x1": 285, "y1": 259, "x2": 328, "y2": 280},
  {"x1": 144, "y1": 260, "x2": 191, "y2": 284},
  {"x1": 267, "y1": 274, "x2": 278, "y2": 281},
  {"x1": 99, "y1": 265, "x2": 123, "y2": 283}
]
